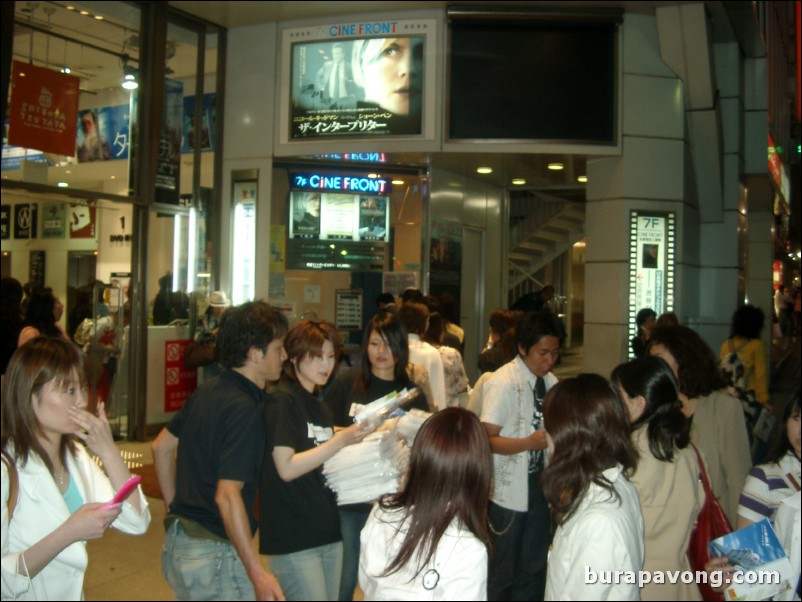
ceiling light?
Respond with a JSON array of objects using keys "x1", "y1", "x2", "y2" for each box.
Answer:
[
  {"x1": 79, "y1": 10, "x2": 89, "y2": 15},
  {"x1": 511, "y1": 178, "x2": 526, "y2": 186},
  {"x1": 121, "y1": 62, "x2": 138, "y2": 90},
  {"x1": 577, "y1": 175, "x2": 588, "y2": 183},
  {"x1": 476, "y1": 167, "x2": 493, "y2": 174},
  {"x1": 391, "y1": 179, "x2": 405, "y2": 185},
  {"x1": 61, "y1": 67, "x2": 71, "y2": 74},
  {"x1": 367, "y1": 173, "x2": 379, "y2": 179},
  {"x1": 547, "y1": 162, "x2": 564, "y2": 171},
  {"x1": 94, "y1": 15, "x2": 104, "y2": 20},
  {"x1": 57, "y1": 182, "x2": 69, "y2": 188}
]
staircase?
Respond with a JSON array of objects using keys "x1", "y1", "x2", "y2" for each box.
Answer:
[{"x1": 507, "y1": 194, "x2": 585, "y2": 305}]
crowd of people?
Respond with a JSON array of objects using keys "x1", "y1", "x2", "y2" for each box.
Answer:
[{"x1": 2, "y1": 281, "x2": 800, "y2": 601}]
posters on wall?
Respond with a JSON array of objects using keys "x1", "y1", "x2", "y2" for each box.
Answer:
[
  {"x1": 69, "y1": 205, "x2": 96, "y2": 239},
  {"x1": 13, "y1": 204, "x2": 37, "y2": 239},
  {"x1": 42, "y1": 203, "x2": 66, "y2": 238},
  {"x1": 182, "y1": 93, "x2": 215, "y2": 153},
  {"x1": 8, "y1": 61, "x2": 80, "y2": 157},
  {"x1": 0, "y1": 205, "x2": 9, "y2": 239},
  {"x1": 335, "y1": 289, "x2": 363, "y2": 330},
  {"x1": 382, "y1": 271, "x2": 418, "y2": 297}
]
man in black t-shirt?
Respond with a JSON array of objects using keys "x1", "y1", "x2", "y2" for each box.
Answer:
[{"x1": 152, "y1": 301, "x2": 288, "y2": 601}]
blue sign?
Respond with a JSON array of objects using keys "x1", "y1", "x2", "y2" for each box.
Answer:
[{"x1": 291, "y1": 172, "x2": 391, "y2": 195}]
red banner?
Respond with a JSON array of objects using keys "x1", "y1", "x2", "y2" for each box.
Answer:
[
  {"x1": 164, "y1": 339, "x2": 197, "y2": 412},
  {"x1": 8, "y1": 60, "x2": 80, "y2": 157}
]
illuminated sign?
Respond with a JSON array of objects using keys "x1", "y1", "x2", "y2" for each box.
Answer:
[
  {"x1": 291, "y1": 172, "x2": 391, "y2": 194},
  {"x1": 628, "y1": 211, "x2": 676, "y2": 358}
]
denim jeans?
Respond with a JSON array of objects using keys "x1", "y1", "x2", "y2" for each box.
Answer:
[
  {"x1": 269, "y1": 541, "x2": 343, "y2": 602},
  {"x1": 338, "y1": 510, "x2": 369, "y2": 601},
  {"x1": 162, "y1": 519, "x2": 255, "y2": 601}
]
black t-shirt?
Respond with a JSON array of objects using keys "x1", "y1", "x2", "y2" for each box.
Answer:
[
  {"x1": 167, "y1": 369, "x2": 267, "y2": 540},
  {"x1": 259, "y1": 381, "x2": 341, "y2": 555},
  {"x1": 323, "y1": 366, "x2": 428, "y2": 426}
]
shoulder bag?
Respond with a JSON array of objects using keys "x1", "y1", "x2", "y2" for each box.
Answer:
[{"x1": 688, "y1": 443, "x2": 733, "y2": 601}]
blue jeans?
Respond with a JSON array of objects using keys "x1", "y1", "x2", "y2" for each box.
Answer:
[
  {"x1": 162, "y1": 519, "x2": 255, "y2": 601},
  {"x1": 338, "y1": 510, "x2": 369, "y2": 601},
  {"x1": 269, "y1": 542, "x2": 343, "y2": 602}
]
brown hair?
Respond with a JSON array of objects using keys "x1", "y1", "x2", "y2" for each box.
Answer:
[
  {"x1": 649, "y1": 325, "x2": 723, "y2": 398},
  {"x1": 541, "y1": 374, "x2": 638, "y2": 524},
  {"x1": 1, "y1": 337, "x2": 87, "y2": 475},
  {"x1": 377, "y1": 408, "x2": 492, "y2": 577},
  {"x1": 398, "y1": 301, "x2": 428, "y2": 336},
  {"x1": 282, "y1": 319, "x2": 341, "y2": 383}
]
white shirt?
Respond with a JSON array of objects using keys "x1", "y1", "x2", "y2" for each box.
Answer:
[
  {"x1": 2, "y1": 445, "x2": 151, "y2": 601},
  {"x1": 359, "y1": 504, "x2": 487, "y2": 601},
  {"x1": 408, "y1": 335, "x2": 447, "y2": 411},
  {"x1": 545, "y1": 465, "x2": 645, "y2": 601},
  {"x1": 480, "y1": 356, "x2": 557, "y2": 512}
]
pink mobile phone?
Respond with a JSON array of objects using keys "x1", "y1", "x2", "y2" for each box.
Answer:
[{"x1": 102, "y1": 475, "x2": 142, "y2": 509}]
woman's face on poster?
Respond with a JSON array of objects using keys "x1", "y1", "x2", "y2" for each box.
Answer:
[{"x1": 363, "y1": 37, "x2": 422, "y2": 116}]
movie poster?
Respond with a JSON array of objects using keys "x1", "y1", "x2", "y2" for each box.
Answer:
[{"x1": 290, "y1": 35, "x2": 424, "y2": 138}]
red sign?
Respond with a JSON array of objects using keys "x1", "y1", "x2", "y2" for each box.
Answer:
[
  {"x1": 8, "y1": 61, "x2": 80, "y2": 157},
  {"x1": 69, "y1": 205, "x2": 96, "y2": 239},
  {"x1": 164, "y1": 340, "x2": 197, "y2": 412}
]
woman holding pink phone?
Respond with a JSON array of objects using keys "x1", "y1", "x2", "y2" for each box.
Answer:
[{"x1": 1, "y1": 337, "x2": 150, "y2": 600}]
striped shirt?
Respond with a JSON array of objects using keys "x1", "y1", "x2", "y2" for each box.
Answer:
[{"x1": 737, "y1": 451, "x2": 801, "y2": 525}]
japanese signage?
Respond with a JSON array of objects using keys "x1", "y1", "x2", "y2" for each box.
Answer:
[
  {"x1": 335, "y1": 289, "x2": 363, "y2": 330},
  {"x1": 8, "y1": 61, "x2": 80, "y2": 156},
  {"x1": 165, "y1": 339, "x2": 197, "y2": 412},
  {"x1": 28, "y1": 250, "x2": 45, "y2": 288},
  {"x1": 289, "y1": 24, "x2": 425, "y2": 139},
  {"x1": 628, "y1": 211, "x2": 675, "y2": 354}
]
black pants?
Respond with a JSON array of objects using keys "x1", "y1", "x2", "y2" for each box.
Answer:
[{"x1": 487, "y1": 469, "x2": 551, "y2": 601}]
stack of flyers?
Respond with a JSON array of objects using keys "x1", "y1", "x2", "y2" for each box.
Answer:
[{"x1": 350, "y1": 387, "x2": 421, "y2": 425}]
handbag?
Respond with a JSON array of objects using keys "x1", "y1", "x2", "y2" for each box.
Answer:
[
  {"x1": 183, "y1": 338, "x2": 218, "y2": 369},
  {"x1": 688, "y1": 443, "x2": 733, "y2": 601}
]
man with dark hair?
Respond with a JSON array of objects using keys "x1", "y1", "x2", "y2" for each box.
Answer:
[
  {"x1": 375, "y1": 292, "x2": 397, "y2": 314},
  {"x1": 510, "y1": 285, "x2": 555, "y2": 314},
  {"x1": 480, "y1": 310, "x2": 564, "y2": 601},
  {"x1": 153, "y1": 301, "x2": 288, "y2": 601}
]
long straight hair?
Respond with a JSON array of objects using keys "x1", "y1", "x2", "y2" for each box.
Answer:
[
  {"x1": 377, "y1": 408, "x2": 492, "y2": 577},
  {"x1": 611, "y1": 356, "x2": 690, "y2": 462},
  {"x1": 1, "y1": 337, "x2": 87, "y2": 475},
  {"x1": 356, "y1": 312, "x2": 410, "y2": 396},
  {"x1": 542, "y1": 374, "x2": 638, "y2": 524}
]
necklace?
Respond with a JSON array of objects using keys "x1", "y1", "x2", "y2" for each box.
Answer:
[{"x1": 54, "y1": 465, "x2": 68, "y2": 488}]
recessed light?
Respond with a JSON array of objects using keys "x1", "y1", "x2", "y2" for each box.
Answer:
[
  {"x1": 391, "y1": 179, "x2": 405, "y2": 185},
  {"x1": 110, "y1": 175, "x2": 116, "y2": 179},
  {"x1": 57, "y1": 182, "x2": 69, "y2": 188},
  {"x1": 79, "y1": 10, "x2": 89, "y2": 15},
  {"x1": 367, "y1": 173, "x2": 380, "y2": 179},
  {"x1": 577, "y1": 175, "x2": 588, "y2": 183},
  {"x1": 511, "y1": 178, "x2": 526, "y2": 186},
  {"x1": 476, "y1": 167, "x2": 493, "y2": 174},
  {"x1": 547, "y1": 162, "x2": 564, "y2": 171}
]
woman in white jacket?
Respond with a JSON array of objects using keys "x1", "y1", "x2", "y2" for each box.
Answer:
[
  {"x1": 2, "y1": 337, "x2": 150, "y2": 601},
  {"x1": 542, "y1": 374, "x2": 644, "y2": 601}
]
